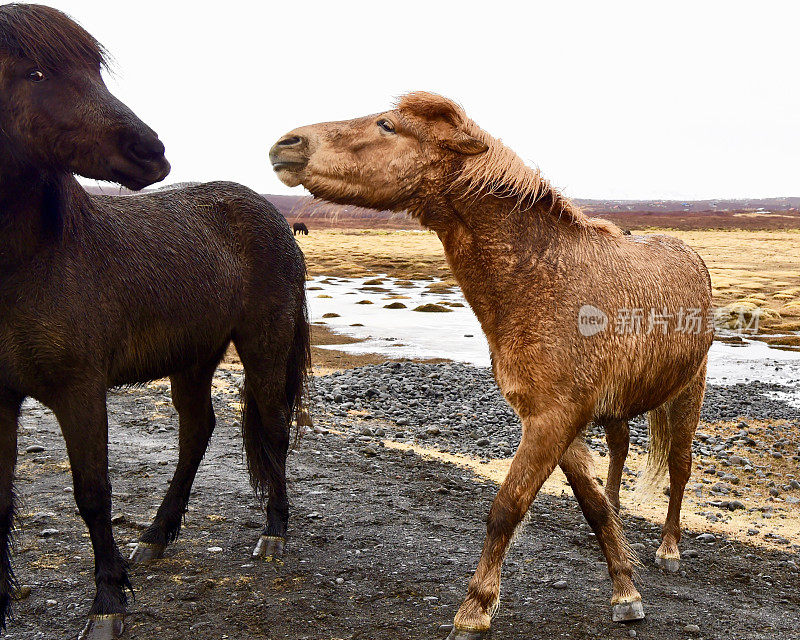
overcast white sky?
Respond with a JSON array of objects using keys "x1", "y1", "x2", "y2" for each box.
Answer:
[{"x1": 48, "y1": 0, "x2": 800, "y2": 199}]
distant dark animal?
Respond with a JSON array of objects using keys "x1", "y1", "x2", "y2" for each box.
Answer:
[
  {"x1": 270, "y1": 91, "x2": 713, "y2": 640},
  {"x1": 293, "y1": 222, "x2": 309, "y2": 235},
  {"x1": 0, "y1": 5, "x2": 309, "y2": 639}
]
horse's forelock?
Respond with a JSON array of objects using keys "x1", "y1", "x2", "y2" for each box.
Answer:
[{"x1": 0, "y1": 4, "x2": 107, "y2": 72}]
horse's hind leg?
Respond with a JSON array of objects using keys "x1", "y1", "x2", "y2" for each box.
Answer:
[
  {"x1": 603, "y1": 419, "x2": 629, "y2": 513},
  {"x1": 560, "y1": 437, "x2": 644, "y2": 623},
  {"x1": 131, "y1": 362, "x2": 218, "y2": 565},
  {"x1": 0, "y1": 391, "x2": 22, "y2": 633},
  {"x1": 656, "y1": 363, "x2": 706, "y2": 573},
  {"x1": 51, "y1": 384, "x2": 127, "y2": 640},
  {"x1": 233, "y1": 334, "x2": 292, "y2": 562}
]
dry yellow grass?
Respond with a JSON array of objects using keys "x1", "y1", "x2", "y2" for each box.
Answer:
[{"x1": 296, "y1": 229, "x2": 800, "y2": 330}]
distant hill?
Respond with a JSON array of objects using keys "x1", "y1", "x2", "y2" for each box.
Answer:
[{"x1": 82, "y1": 185, "x2": 800, "y2": 230}]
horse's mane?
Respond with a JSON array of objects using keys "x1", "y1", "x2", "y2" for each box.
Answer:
[
  {"x1": 397, "y1": 92, "x2": 621, "y2": 237},
  {"x1": 0, "y1": 4, "x2": 107, "y2": 72}
]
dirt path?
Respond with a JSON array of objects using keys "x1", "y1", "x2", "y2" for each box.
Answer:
[{"x1": 6, "y1": 366, "x2": 800, "y2": 640}]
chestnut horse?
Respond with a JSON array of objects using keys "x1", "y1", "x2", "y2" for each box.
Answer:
[
  {"x1": 270, "y1": 92, "x2": 712, "y2": 639},
  {"x1": 0, "y1": 5, "x2": 309, "y2": 639}
]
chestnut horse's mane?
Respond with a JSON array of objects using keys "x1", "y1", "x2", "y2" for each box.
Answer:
[
  {"x1": 397, "y1": 92, "x2": 621, "y2": 236},
  {"x1": 0, "y1": 4, "x2": 107, "y2": 72}
]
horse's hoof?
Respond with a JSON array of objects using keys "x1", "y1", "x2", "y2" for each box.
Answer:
[
  {"x1": 253, "y1": 535, "x2": 285, "y2": 562},
  {"x1": 655, "y1": 554, "x2": 680, "y2": 573},
  {"x1": 444, "y1": 625, "x2": 490, "y2": 640},
  {"x1": 77, "y1": 614, "x2": 124, "y2": 640},
  {"x1": 612, "y1": 599, "x2": 645, "y2": 623},
  {"x1": 129, "y1": 542, "x2": 165, "y2": 565}
]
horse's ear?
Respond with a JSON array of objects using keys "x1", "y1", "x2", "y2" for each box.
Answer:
[{"x1": 442, "y1": 131, "x2": 489, "y2": 156}]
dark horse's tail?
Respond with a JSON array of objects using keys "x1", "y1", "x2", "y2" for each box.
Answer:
[
  {"x1": 241, "y1": 286, "x2": 312, "y2": 501},
  {"x1": 285, "y1": 295, "x2": 313, "y2": 432}
]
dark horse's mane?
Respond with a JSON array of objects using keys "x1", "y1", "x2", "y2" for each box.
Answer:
[
  {"x1": 0, "y1": 4, "x2": 101, "y2": 236},
  {"x1": 0, "y1": 4, "x2": 107, "y2": 71}
]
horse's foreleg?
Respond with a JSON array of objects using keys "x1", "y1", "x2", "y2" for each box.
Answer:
[
  {"x1": 449, "y1": 408, "x2": 581, "y2": 640},
  {"x1": 131, "y1": 366, "x2": 217, "y2": 565},
  {"x1": 603, "y1": 419, "x2": 629, "y2": 513},
  {"x1": 560, "y1": 437, "x2": 643, "y2": 622},
  {"x1": 52, "y1": 385, "x2": 127, "y2": 640},
  {"x1": 0, "y1": 391, "x2": 22, "y2": 633}
]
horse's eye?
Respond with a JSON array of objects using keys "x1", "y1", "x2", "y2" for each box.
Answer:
[
  {"x1": 27, "y1": 69, "x2": 45, "y2": 83},
  {"x1": 377, "y1": 119, "x2": 395, "y2": 134}
]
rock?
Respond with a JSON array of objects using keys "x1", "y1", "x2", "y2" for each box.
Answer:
[
  {"x1": 384, "y1": 302, "x2": 407, "y2": 309},
  {"x1": 413, "y1": 303, "x2": 452, "y2": 313},
  {"x1": 25, "y1": 444, "x2": 45, "y2": 453},
  {"x1": 683, "y1": 549, "x2": 699, "y2": 558},
  {"x1": 696, "y1": 533, "x2": 716, "y2": 543},
  {"x1": 206, "y1": 547, "x2": 223, "y2": 553},
  {"x1": 552, "y1": 580, "x2": 568, "y2": 589},
  {"x1": 12, "y1": 585, "x2": 32, "y2": 601},
  {"x1": 683, "y1": 624, "x2": 701, "y2": 634},
  {"x1": 38, "y1": 528, "x2": 59, "y2": 538}
]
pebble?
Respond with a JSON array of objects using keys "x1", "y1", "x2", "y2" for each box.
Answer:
[
  {"x1": 38, "y1": 528, "x2": 59, "y2": 538},
  {"x1": 696, "y1": 533, "x2": 716, "y2": 543},
  {"x1": 13, "y1": 585, "x2": 32, "y2": 601},
  {"x1": 25, "y1": 445, "x2": 45, "y2": 453},
  {"x1": 683, "y1": 623, "x2": 701, "y2": 634},
  {"x1": 552, "y1": 580, "x2": 568, "y2": 589},
  {"x1": 206, "y1": 547, "x2": 223, "y2": 553}
]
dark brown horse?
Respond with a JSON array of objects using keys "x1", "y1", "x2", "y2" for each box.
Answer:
[
  {"x1": 293, "y1": 221, "x2": 309, "y2": 235},
  {"x1": 0, "y1": 5, "x2": 309, "y2": 639}
]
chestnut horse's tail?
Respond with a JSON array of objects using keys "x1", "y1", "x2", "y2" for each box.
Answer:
[
  {"x1": 636, "y1": 404, "x2": 672, "y2": 500},
  {"x1": 636, "y1": 359, "x2": 707, "y2": 501}
]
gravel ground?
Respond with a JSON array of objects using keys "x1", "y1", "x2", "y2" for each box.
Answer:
[
  {"x1": 5, "y1": 362, "x2": 800, "y2": 639},
  {"x1": 313, "y1": 361, "x2": 800, "y2": 461}
]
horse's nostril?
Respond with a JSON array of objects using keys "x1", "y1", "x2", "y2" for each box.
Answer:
[
  {"x1": 277, "y1": 135, "x2": 303, "y2": 148},
  {"x1": 128, "y1": 137, "x2": 166, "y2": 162}
]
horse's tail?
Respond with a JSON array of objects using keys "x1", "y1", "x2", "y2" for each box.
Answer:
[
  {"x1": 286, "y1": 292, "x2": 313, "y2": 433},
  {"x1": 0, "y1": 485, "x2": 18, "y2": 631},
  {"x1": 635, "y1": 404, "x2": 671, "y2": 501},
  {"x1": 240, "y1": 274, "x2": 312, "y2": 501}
]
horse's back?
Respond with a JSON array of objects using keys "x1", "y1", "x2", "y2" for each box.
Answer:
[{"x1": 81, "y1": 182, "x2": 304, "y2": 385}]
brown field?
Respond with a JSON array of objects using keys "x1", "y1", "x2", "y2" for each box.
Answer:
[{"x1": 294, "y1": 228, "x2": 800, "y2": 334}]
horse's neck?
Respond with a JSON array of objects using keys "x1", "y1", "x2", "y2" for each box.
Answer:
[
  {"x1": 0, "y1": 166, "x2": 82, "y2": 265},
  {"x1": 434, "y1": 194, "x2": 574, "y2": 331}
]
